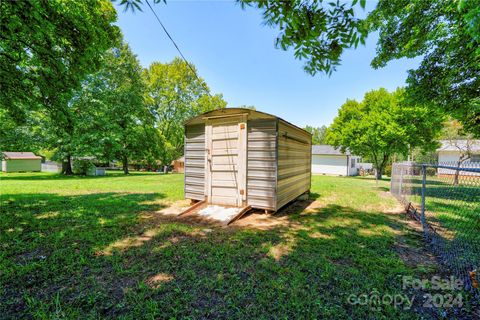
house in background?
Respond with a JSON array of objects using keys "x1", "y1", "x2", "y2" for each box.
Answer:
[
  {"x1": 437, "y1": 140, "x2": 480, "y2": 164},
  {"x1": 172, "y1": 156, "x2": 185, "y2": 173},
  {"x1": 41, "y1": 160, "x2": 62, "y2": 173},
  {"x1": 437, "y1": 140, "x2": 480, "y2": 176},
  {"x1": 1, "y1": 152, "x2": 42, "y2": 172},
  {"x1": 311, "y1": 145, "x2": 360, "y2": 176}
]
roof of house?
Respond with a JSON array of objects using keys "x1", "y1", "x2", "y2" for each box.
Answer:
[
  {"x1": 2, "y1": 152, "x2": 42, "y2": 160},
  {"x1": 312, "y1": 145, "x2": 351, "y2": 156},
  {"x1": 437, "y1": 140, "x2": 480, "y2": 152}
]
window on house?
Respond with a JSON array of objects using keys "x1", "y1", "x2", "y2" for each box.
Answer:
[
  {"x1": 351, "y1": 158, "x2": 356, "y2": 168},
  {"x1": 471, "y1": 154, "x2": 480, "y2": 162}
]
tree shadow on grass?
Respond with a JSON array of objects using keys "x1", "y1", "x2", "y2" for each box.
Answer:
[
  {"x1": 1, "y1": 192, "x2": 450, "y2": 319},
  {"x1": 115, "y1": 204, "x2": 444, "y2": 319},
  {"x1": 309, "y1": 192, "x2": 321, "y2": 200},
  {"x1": 0, "y1": 191, "x2": 168, "y2": 318},
  {"x1": 0, "y1": 172, "x2": 160, "y2": 181}
]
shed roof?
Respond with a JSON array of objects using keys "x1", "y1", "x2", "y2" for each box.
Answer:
[
  {"x1": 312, "y1": 145, "x2": 350, "y2": 156},
  {"x1": 185, "y1": 108, "x2": 310, "y2": 136},
  {"x1": 437, "y1": 140, "x2": 480, "y2": 152},
  {"x1": 2, "y1": 152, "x2": 42, "y2": 160}
]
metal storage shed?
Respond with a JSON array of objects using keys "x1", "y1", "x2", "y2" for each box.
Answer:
[
  {"x1": 184, "y1": 108, "x2": 312, "y2": 212},
  {"x1": 1, "y1": 152, "x2": 42, "y2": 172}
]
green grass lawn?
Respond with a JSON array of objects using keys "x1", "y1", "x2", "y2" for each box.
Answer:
[
  {"x1": 397, "y1": 175, "x2": 480, "y2": 295},
  {"x1": 413, "y1": 177, "x2": 479, "y2": 236},
  {"x1": 0, "y1": 172, "x2": 445, "y2": 318}
]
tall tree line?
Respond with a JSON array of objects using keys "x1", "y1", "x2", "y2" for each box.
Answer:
[
  {"x1": 304, "y1": 126, "x2": 328, "y2": 145},
  {"x1": 0, "y1": 1, "x2": 226, "y2": 174}
]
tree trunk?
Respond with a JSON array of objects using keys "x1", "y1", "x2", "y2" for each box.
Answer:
[
  {"x1": 454, "y1": 155, "x2": 469, "y2": 186},
  {"x1": 374, "y1": 154, "x2": 388, "y2": 180},
  {"x1": 122, "y1": 156, "x2": 129, "y2": 174},
  {"x1": 454, "y1": 160, "x2": 461, "y2": 186},
  {"x1": 62, "y1": 155, "x2": 73, "y2": 175}
]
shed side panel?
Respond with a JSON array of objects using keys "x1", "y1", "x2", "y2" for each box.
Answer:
[
  {"x1": 276, "y1": 120, "x2": 311, "y2": 210},
  {"x1": 184, "y1": 124, "x2": 206, "y2": 200},
  {"x1": 4, "y1": 159, "x2": 41, "y2": 172},
  {"x1": 247, "y1": 119, "x2": 277, "y2": 210}
]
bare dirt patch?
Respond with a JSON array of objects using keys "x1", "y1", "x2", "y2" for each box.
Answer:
[
  {"x1": 267, "y1": 243, "x2": 292, "y2": 261},
  {"x1": 145, "y1": 273, "x2": 174, "y2": 289},
  {"x1": 384, "y1": 205, "x2": 438, "y2": 269}
]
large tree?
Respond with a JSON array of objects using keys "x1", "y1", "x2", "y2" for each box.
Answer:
[
  {"x1": 144, "y1": 58, "x2": 227, "y2": 166},
  {"x1": 0, "y1": 109, "x2": 44, "y2": 154},
  {"x1": 326, "y1": 88, "x2": 443, "y2": 179},
  {"x1": 0, "y1": 0, "x2": 120, "y2": 124},
  {"x1": 368, "y1": 0, "x2": 480, "y2": 137},
  {"x1": 59, "y1": 42, "x2": 155, "y2": 174},
  {"x1": 1, "y1": 0, "x2": 120, "y2": 173},
  {"x1": 245, "y1": 0, "x2": 480, "y2": 135}
]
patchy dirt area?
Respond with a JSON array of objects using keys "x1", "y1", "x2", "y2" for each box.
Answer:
[{"x1": 5, "y1": 172, "x2": 476, "y2": 319}]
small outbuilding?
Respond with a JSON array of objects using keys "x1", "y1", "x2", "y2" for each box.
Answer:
[
  {"x1": 311, "y1": 145, "x2": 360, "y2": 176},
  {"x1": 172, "y1": 156, "x2": 185, "y2": 173},
  {"x1": 184, "y1": 108, "x2": 312, "y2": 212},
  {"x1": 1, "y1": 152, "x2": 42, "y2": 172}
]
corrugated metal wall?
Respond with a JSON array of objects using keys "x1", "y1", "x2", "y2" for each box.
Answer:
[
  {"x1": 246, "y1": 119, "x2": 277, "y2": 210},
  {"x1": 276, "y1": 120, "x2": 312, "y2": 210},
  {"x1": 184, "y1": 110, "x2": 311, "y2": 212},
  {"x1": 184, "y1": 124, "x2": 206, "y2": 200}
]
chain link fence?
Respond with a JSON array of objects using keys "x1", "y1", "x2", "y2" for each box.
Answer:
[{"x1": 391, "y1": 162, "x2": 480, "y2": 298}]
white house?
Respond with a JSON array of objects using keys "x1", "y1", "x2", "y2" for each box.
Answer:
[
  {"x1": 437, "y1": 140, "x2": 480, "y2": 175},
  {"x1": 437, "y1": 140, "x2": 480, "y2": 163},
  {"x1": 311, "y1": 145, "x2": 360, "y2": 176}
]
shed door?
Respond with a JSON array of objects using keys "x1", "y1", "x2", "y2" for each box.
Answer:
[{"x1": 206, "y1": 116, "x2": 247, "y2": 206}]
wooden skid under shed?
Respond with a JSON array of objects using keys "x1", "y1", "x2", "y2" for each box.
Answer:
[
  {"x1": 227, "y1": 205, "x2": 252, "y2": 225},
  {"x1": 178, "y1": 200, "x2": 207, "y2": 216}
]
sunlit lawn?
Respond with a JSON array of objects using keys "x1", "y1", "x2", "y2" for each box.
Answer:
[
  {"x1": 1, "y1": 171, "x2": 446, "y2": 318},
  {"x1": 397, "y1": 175, "x2": 480, "y2": 295}
]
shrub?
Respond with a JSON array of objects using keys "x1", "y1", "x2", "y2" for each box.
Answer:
[
  {"x1": 73, "y1": 159, "x2": 96, "y2": 175},
  {"x1": 426, "y1": 167, "x2": 437, "y2": 176},
  {"x1": 384, "y1": 165, "x2": 392, "y2": 177}
]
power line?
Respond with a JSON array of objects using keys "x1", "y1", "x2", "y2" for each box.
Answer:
[{"x1": 144, "y1": 0, "x2": 212, "y2": 96}]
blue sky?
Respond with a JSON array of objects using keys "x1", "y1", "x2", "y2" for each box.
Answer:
[{"x1": 115, "y1": 0, "x2": 421, "y2": 128}]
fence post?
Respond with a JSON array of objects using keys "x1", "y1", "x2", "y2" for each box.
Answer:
[
  {"x1": 420, "y1": 164, "x2": 427, "y2": 230},
  {"x1": 390, "y1": 164, "x2": 394, "y2": 195},
  {"x1": 399, "y1": 164, "x2": 403, "y2": 200}
]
